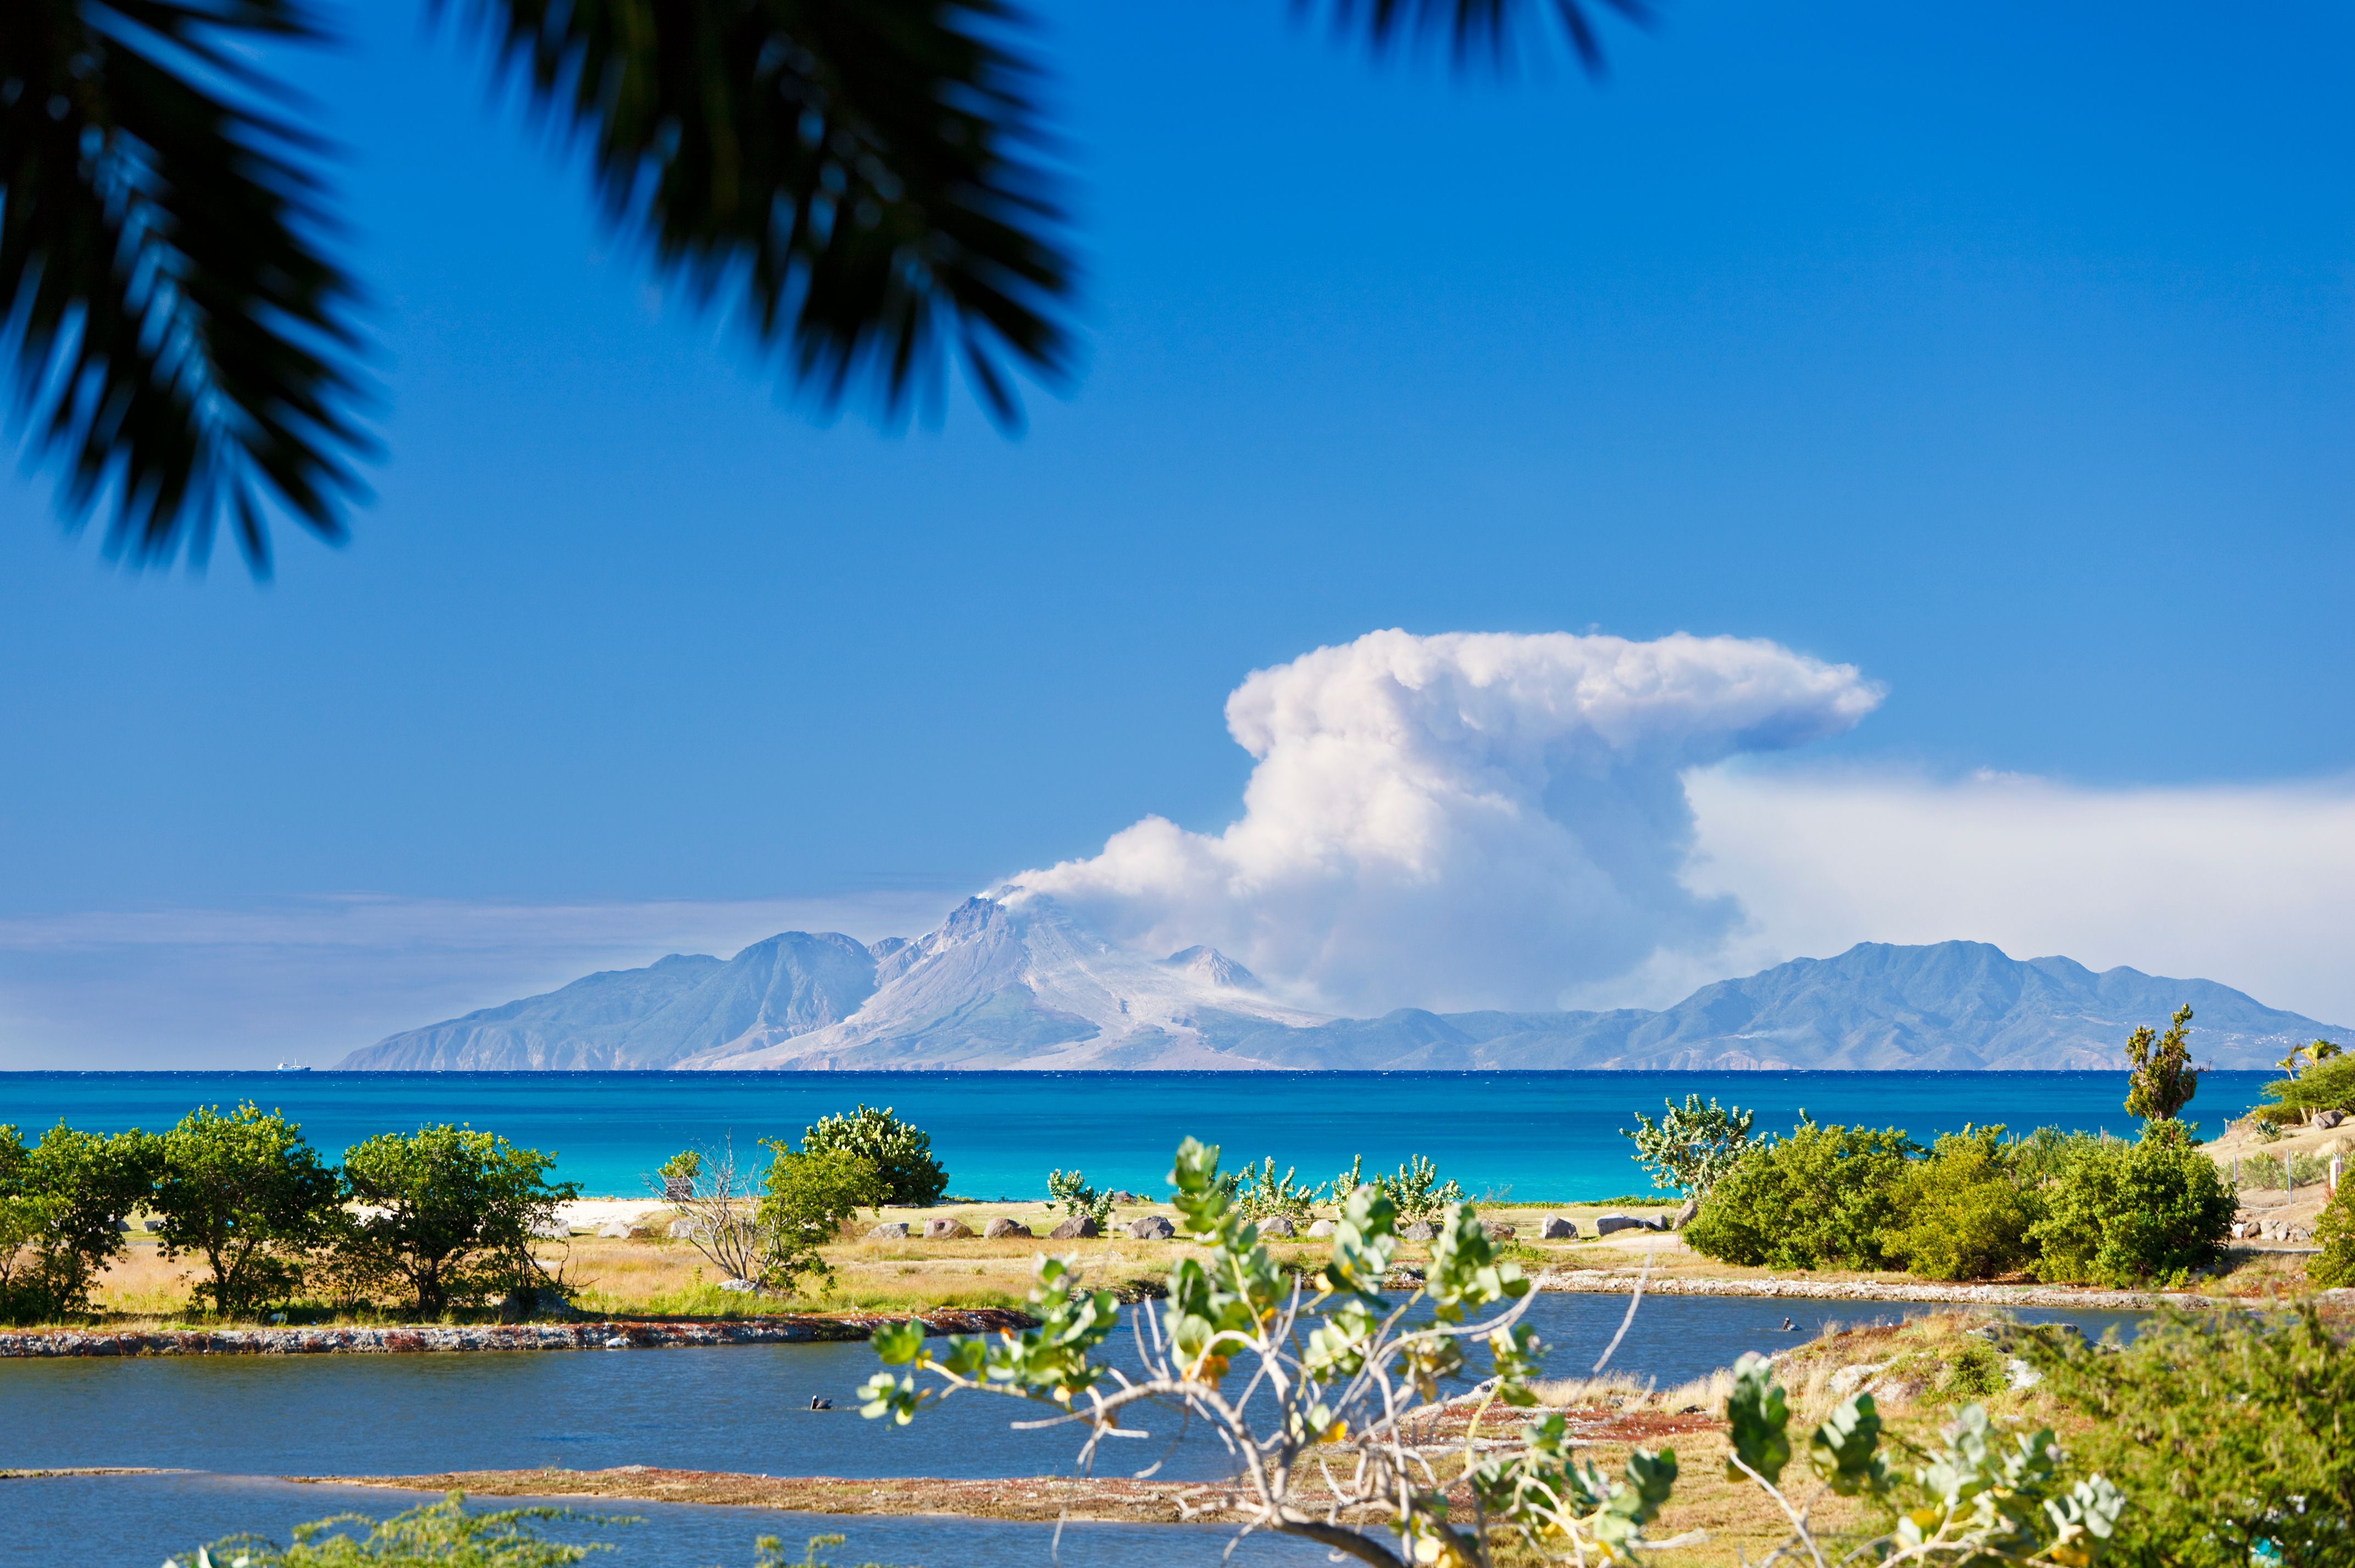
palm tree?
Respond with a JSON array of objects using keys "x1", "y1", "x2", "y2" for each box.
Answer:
[{"x1": 2, "y1": 0, "x2": 1647, "y2": 574}]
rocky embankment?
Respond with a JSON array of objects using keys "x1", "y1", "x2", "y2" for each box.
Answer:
[{"x1": 0, "y1": 1308, "x2": 1032, "y2": 1359}]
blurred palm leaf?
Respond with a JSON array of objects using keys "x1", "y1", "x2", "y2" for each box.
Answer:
[
  {"x1": 1304, "y1": 0, "x2": 1654, "y2": 71},
  {"x1": 0, "y1": 0, "x2": 370, "y2": 572}
]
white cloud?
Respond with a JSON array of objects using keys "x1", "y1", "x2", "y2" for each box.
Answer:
[
  {"x1": 1683, "y1": 766, "x2": 2355, "y2": 1027},
  {"x1": 1010, "y1": 628, "x2": 1883, "y2": 1013},
  {"x1": 0, "y1": 891, "x2": 960, "y2": 1068}
]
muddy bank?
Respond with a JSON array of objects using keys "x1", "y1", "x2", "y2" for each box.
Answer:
[{"x1": 0, "y1": 1309, "x2": 1034, "y2": 1359}]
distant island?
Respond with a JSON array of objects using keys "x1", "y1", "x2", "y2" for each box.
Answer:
[{"x1": 337, "y1": 895, "x2": 2341, "y2": 1072}]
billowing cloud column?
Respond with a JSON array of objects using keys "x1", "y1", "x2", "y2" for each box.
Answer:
[{"x1": 1009, "y1": 628, "x2": 1881, "y2": 1013}]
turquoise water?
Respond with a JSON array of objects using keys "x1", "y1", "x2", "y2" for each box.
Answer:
[{"x1": 0, "y1": 1070, "x2": 2270, "y2": 1200}]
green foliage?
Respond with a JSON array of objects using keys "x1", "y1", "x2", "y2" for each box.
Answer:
[
  {"x1": 334, "y1": 1126, "x2": 579, "y2": 1316},
  {"x1": 170, "y1": 1492, "x2": 613, "y2": 1568},
  {"x1": 1044, "y1": 1168, "x2": 1113, "y2": 1226},
  {"x1": 2029, "y1": 1120, "x2": 2234, "y2": 1287},
  {"x1": 2235, "y1": 1151, "x2": 2287, "y2": 1190},
  {"x1": 2312, "y1": 1180, "x2": 2355, "y2": 1288},
  {"x1": 1885, "y1": 1126, "x2": 2043, "y2": 1282},
  {"x1": 1622, "y1": 1094, "x2": 1756, "y2": 1198},
  {"x1": 0, "y1": 1120, "x2": 158, "y2": 1321},
  {"x1": 2260, "y1": 1054, "x2": 2355, "y2": 1121},
  {"x1": 799, "y1": 1106, "x2": 947, "y2": 1207},
  {"x1": 1327, "y1": 1153, "x2": 1365, "y2": 1201},
  {"x1": 1229, "y1": 1156, "x2": 1320, "y2": 1225},
  {"x1": 1367, "y1": 1153, "x2": 1466, "y2": 1223},
  {"x1": 2123, "y1": 1005, "x2": 2199, "y2": 1121},
  {"x1": 753, "y1": 1145, "x2": 885, "y2": 1295},
  {"x1": 1724, "y1": 1352, "x2": 1793, "y2": 1483},
  {"x1": 1683, "y1": 1118, "x2": 1920, "y2": 1271},
  {"x1": 1940, "y1": 1338, "x2": 2007, "y2": 1400},
  {"x1": 2030, "y1": 1305, "x2": 2352, "y2": 1566},
  {"x1": 153, "y1": 1102, "x2": 339, "y2": 1315},
  {"x1": 1899, "y1": 1405, "x2": 2125, "y2": 1564}
]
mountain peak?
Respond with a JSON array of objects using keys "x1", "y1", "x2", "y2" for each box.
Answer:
[{"x1": 1162, "y1": 945, "x2": 1262, "y2": 991}]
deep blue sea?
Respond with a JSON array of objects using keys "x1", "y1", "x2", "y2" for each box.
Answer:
[{"x1": 0, "y1": 1070, "x2": 2271, "y2": 1200}]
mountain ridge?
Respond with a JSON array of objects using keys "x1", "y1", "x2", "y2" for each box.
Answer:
[{"x1": 338, "y1": 900, "x2": 2343, "y2": 1072}]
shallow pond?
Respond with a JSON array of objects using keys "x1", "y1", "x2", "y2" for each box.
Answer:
[{"x1": 1, "y1": 1294, "x2": 2144, "y2": 1481}]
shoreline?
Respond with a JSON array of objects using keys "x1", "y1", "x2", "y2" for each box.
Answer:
[{"x1": 0, "y1": 1309, "x2": 1030, "y2": 1359}]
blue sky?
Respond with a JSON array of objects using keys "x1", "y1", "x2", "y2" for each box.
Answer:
[{"x1": 1, "y1": 1, "x2": 2350, "y2": 1063}]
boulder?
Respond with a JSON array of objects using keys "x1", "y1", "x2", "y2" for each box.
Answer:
[
  {"x1": 1594, "y1": 1215, "x2": 1648, "y2": 1237},
  {"x1": 867, "y1": 1221, "x2": 911, "y2": 1240},
  {"x1": 663, "y1": 1176, "x2": 694, "y2": 1202},
  {"x1": 984, "y1": 1217, "x2": 1033, "y2": 1239},
  {"x1": 530, "y1": 1218, "x2": 574, "y2": 1239},
  {"x1": 1539, "y1": 1217, "x2": 1578, "y2": 1240},
  {"x1": 667, "y1": 1219, "x2": 700, "y2": 1240},
  {"x1": 1480, "y1": 1221, "x2": 1516, "y2": 1241},
  {"x1": 1307, "y1": 1218, "x2": 1337, "y2": 1238},
  {"x1": 1401, "y1": 1220, "x2": 1438, "y2": 1242},
  {"x1": 923, "y1": 1217, "x2": 974, "y2": 1240},
  {"x1": 1048, "y1": 1214, "x2": 1101, "y2": 1239},
  {"x1": 1257, "y1": 1216, "x2": 1297, "y2": 1238},
  {"x1": 1107, "y1": 1190, "x2": 1147, "y2": 1205},
  {"x1": 142, "y1": 1219, "x2": 165, "y2": 1233},
  {"x1": 596, "y1": 1221, "x2": 652, "y2": 1240},
  {"x1": 1129, "y1": 1215, "x2": 1177, "y2": 1240},
  {"x1": 1674, "y1": 1198, "x2": 1700, "y2": 1229},
  {"x1": 716, "y1": 1278, "x2": 758, "y2": 1294},
  {"x1": 2317, "y1": 1109, "x2": 2346, "y2": 1129}
]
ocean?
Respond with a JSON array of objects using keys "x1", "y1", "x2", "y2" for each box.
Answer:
[{"x1": 0, "y1": 1069, "x2": 2275, "y2": 1200}]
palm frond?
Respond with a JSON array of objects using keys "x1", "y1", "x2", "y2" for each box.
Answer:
[
  {"x1": 0, "y1": 0, "x2": 372, "y2": 573},
  {"x1": 1300, "y1": 0, "x2": 1657, "y2": 73},
  {"x1": 447, "y1": 0, "x2": 1078, "y2": 430}
]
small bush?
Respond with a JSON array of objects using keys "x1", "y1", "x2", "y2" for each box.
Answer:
[
  {"x1": 2312, "y1": 1181, "x2": 2355, "y2": 1288},
  {"x1": 1231, "y1": 1156, "x2": 1320, "y2": 1225},
  {"x1": 2235, "y1": 1151, "x2": 2287, "y2": 1191},
  {"x1": 1370, "y1": 1155, "x2": 1465, "y2": 1223},
  {"x1": 1939, "y1": 1337, "x2": 2007, "y2": 1400},
  {"x1": 800, "y1": 1106, "x2": 948, "y2": 1207},
  {"x1": 1684, "y1": 1118, "x2": 1919, "y2": 1271},
  {"x1": 2029, "y1": 1120, "x2": 2233, "y2": 1287},
  {"x1": 1045, "y1": 1168, "x2": 1113, "y2": 1226},
  {"x1": 1884, "y1": 1126, "x2": 2042, "y2": 1281},
  {"x1": 755, "y1": 1145, "x2": 885, "y2": 1295}
]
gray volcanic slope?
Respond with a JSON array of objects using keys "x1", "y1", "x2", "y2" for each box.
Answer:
[{"x1": 342, "y1": 907, "x2": 2345, "y2": 1071}]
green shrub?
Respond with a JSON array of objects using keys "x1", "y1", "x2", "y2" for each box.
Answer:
[
  {"x1": 2029, "y1": 1120, "x2": 2233, "y2": 1287},
  {"x1": 1370, "y1": 1154, "x2": 1465, "y2": 1223},
  {"x1": 2235, "y1": 1151, "x2": 2287, "y2": 1191},
  {"x1": 754, "y1": 1145, "x2": 884, "y2": 1295},
  {"x1": 1683, "y1": 1118, "x2": 1919, "y2": 1271},
  {"x1": 1884, "y1": 1126, "x2": 2042, "y2": 1281},
  {"x1": 799, "y1": 1106, "x2": 947, "y2": 1206},
  {"x1": 1939, "y1": 1337, "x2": 2007, "y2": 1400},
  {"x1": 2031, "y1": 1305, "x2": 2355, "y2": 1567},
  {"x1": 152, "y1": 1102, "x2": 339, "y2": 1316},
  {"x1": 333, "y1": 1125, "x2": 579, "y2": 1315},
  {"x1": 1230, "y1": 1156, "x2": 1320, "y2": 1225},
  {"x1": 0, "y1": 1121, "x2": 158, "y2": 1322},
  {"x1": 2312, "y1": 1181, "x2": 2355, "y2": 1289}
]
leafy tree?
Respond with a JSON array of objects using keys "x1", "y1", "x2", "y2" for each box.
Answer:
[
  {"x1": 0, "y1": 1120, "x2": 158, "y2": 1320},
  {"x1": 752, "y1": 1144, "x2": 884, "y2": 1296},
  {"x1": 1621, "y1": 1094, "x2": 1756, "y2": 1199},
  {"x1": 2123, "y1": 1004, "x2": 2199, "y2": 1121},
  {"x1": 1683, "y1": 1117, "x2": 1920, "y2": 1271},
  {"x1": 799, "y1": 1105, "x2": 947, "y2": 1207},
  {"x1": 1883, "y1": 1125, "x2": 2042, "y2": 1282},
  {"x1": 152, "y1": 1101, "x2": 339, "y2": 1315},
  {"x1": 2029, "y1": 1120, "x2": 2234, "y2": 1287},
  {"x1": 333, "y1": 1124, "x2": 578, "y2": 1316},
  {"x1": 1045, "y1": 1168, "x2": 1113, "y2": 1227},
  {"x1": 3, "y1": 1, "x2": 1645, "y2": 572},
  {"x1": 2030, "y1": 1304, "x2": 2354, "y2": 1567},
  {"x1": 2257, "y1": 1052, "x2": 2355, "y2": 1125}
]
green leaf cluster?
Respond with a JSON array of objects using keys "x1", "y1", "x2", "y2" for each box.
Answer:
[
  {"x1": 1683, "y1": 1117, "x2": 1920, "y2": 1270},
  {"x1": 752, "y1": 1145, "x2": 885, "y2": 1293},
  {"x1": 1884, "y1": 1125, "x2": 2042, "y2": 1282},
  {"x1": 798, "y1": 1106, "x2": 948, "y2": 1207},
  {"x1": 1044, "y1": 1168, "x2": 1112, "y2": 1226},
  {"x1": 2027, "y1": 1120, "x2": 2234, "y2": 1287},
  {"x1": 2310, "y1": 1178, "x2": 2355, "y2": 1288}
]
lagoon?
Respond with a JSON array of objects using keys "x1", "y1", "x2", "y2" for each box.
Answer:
[{"x1": 0, "y1": 1070, "x2": 2273, "y2": 1200}]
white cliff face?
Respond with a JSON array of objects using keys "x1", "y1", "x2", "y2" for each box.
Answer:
[{"x1": 681, "y1": 895, "x2": 1328, "y2": 1069}]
